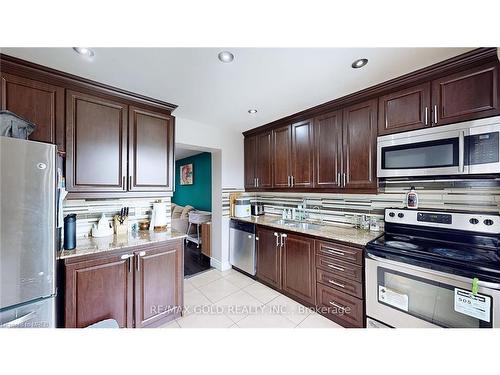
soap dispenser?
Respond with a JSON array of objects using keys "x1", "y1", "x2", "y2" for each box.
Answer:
[{"x1": 406, "y1": 186, "x2": 419, "y2": 209}]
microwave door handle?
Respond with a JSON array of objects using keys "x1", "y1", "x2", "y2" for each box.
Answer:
[{"x1": 459, "y1": 131, "x2": 465, "y2": 173}]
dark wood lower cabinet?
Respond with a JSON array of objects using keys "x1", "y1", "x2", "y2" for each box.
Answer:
[
  {"x1": 317, "y1": 283, "x2": 364, "y2": 328},
  {"x1": 134, "y1": 242, "x2": 183, "y2": 328},
  {"x1": 255, "y1": 225, "x2": 366, "y2": 328},
  {"x1": 256, "y1": 227, "x2": 281, "y2": 289},
  {"x1": 63, "y1": 238, "x2": 184, "y2": 328},
  {"x1": 64, "y1": 252, "x2": 134, "y2": 328},
  {"x1": 281, "y1": 233, "x2": 316, "y2": 305}
]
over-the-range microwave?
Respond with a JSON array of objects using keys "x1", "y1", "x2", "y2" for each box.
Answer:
[{"x1": 377, "y1": 116, "x2": 500, "y2": 178}]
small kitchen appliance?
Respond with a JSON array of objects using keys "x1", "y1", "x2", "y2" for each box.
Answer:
[
  {"x1": 365, "y1": 208, "x2": 500, "y2": 328},
  {"x1": 150, "y1": 201, "x2": 168, "y2": 229},
  {"x1": 234, "y1": 198, "x2": 251, "y2": 218},
  {"x1": 251, "y1": 202, "x2": 264, "y2": 216}
]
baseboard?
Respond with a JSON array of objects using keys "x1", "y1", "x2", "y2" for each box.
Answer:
[{"x1": 210, "y1": 258, "x2": 232, "y2": 271}]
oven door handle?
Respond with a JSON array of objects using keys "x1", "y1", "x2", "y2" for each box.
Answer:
[{"x1": 366, "y1": 252, "x2": 500, "y2": 290}]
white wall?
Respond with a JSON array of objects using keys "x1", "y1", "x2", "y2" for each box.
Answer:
[
  {"x1": 175, "y1": 117, "x2": 244, "y2": 270},
  {"x1": 175, "y1": 117, "x2": 244, "y2": 188}
]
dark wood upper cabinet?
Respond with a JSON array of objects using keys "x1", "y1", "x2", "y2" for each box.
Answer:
[
  {"x1": 314, "y1": 111, "x2": 342, "y2": 188},
  {"x1": 0, "y1": 72, "x2": 65, "y2": 151},
  {"x1": 290, "y1": 119, "x2": 314, "y2": 188},
  {"x1": 255, "y1": 130, "x2": 273, "y2": 189},
  {"x1": 66, "y1": 90, "x2": 128, "y2": 193},
  {"x1": 256, "y1": 226, "x2": 281, "y2": 289},
  {"x1": 244, "y1": 135, "x2": 257, "y2": 189},
  {"x1": 64, "y1": 252, "x2": 134, "y2": 328},
  {"x1": 432, "y1": 62, "x2": 500, "y2": 126},
  {"x1": 342, "y1": 99, "x2": 378, "y2": 189},
  {"x1": 281, "y1": 233, "x2": 316, "y2": 305},
  {"x1": 378, "y1": 82, "x2": 431, "y2": 135},
  {"x1": 128, "y1": 106, "x2": 174, "y2": 192},
  {"x1": 273, "y1": 124, "x2": 292, "y2": 188},
  {"x1": 134, "y1": 242, "x2": 183, "y2": 328}
]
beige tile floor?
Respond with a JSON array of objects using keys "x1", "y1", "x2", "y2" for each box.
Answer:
[{"x1": 160, "y1": 268, "x2": 343, "y2": 328}]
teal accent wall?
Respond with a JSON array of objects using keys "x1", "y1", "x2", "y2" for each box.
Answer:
[{"x1": 173, "y1": 152, "x2": 212, "y2": 211}]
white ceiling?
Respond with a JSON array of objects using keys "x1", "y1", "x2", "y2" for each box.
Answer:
[
  {"x1": 1, "y1": 47, "x2": 473, "y2": 131},
  {"x1": 175, "y1": 148, "x2": 203, "y2": 161}
]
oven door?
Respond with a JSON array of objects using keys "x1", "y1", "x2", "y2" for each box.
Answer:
[
  {"x1": 365, "y1": 254, "x2": 500, "y2": 328},
  {"x1": 377, "y1": 127, "x2": 468, "y2": 178}
]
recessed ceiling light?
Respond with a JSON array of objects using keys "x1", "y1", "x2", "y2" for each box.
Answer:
[
  {"x1": 73, "y1": 47, "x2": 95, "y2": 58},
  {"x1": 351, "y1": 58, "x2": 368, "y2": 69},
  {"x1": 248, "y1": 109, "x2": 258, "y2": 114},
  {"x1": 218, "y1": 51, "x2": 234, "y2": 63}
]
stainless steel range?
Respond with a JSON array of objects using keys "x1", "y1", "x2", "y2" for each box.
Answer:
[{"x1": 365, "y1": 208, "x2": 500, "y2": 328}]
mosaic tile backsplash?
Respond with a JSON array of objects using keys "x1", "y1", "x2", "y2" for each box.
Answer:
[
  {"x1": 64, "y1": 197, "x2": 172, "y2": 238},
  {"x1": 226, "y1": 179, "x2": 500, "y2": 229}
]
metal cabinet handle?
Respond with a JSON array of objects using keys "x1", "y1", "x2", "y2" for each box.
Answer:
[
  {"x1": 434, "y1": 104, "x2": 438, "y2": 125},
  {"x1": 121, "y1": 254, "x2": 133, "y2": 272},
  {"x1": 328, "y1": 280, "x2": 345, "y2": 288},
  {"x1": 255, "y1": 236, "x2": 259, "y2": 241},
  {"x1": 122, "y1": 176, "x2": 126, "y2": 189},
  {"x1": 337, "y1": 173, "x2": 341, "y2": 187},
  {"x1": 287, "y1": 176, "x2": 291, "y2": 187},
  {"x1": 129, "y1": 176, "x2": 132, "y2": 188},
  {"x1": 323, "y1": 246, "x2": 345, "y2": 256},
  {"x1": 291, "y1": 176, "x2": 294, "y2": 187},
  {"x1": 343, "y1": 173, "x2": 346, "y2": 188},
  {"x1": 280, "y1": 233, "x2": 287, "y2": 247},
  {"x1": 274, "y1": 232, "x2": 279, "y2": 247},
  {"x1": 2, "y1": 311, "x2": 36, "y2": 327},
  {"x1": 329, "y1": 301, "x2": 345, "y2": 310},
  {"x1": 257, "y1": 177, "x2": 260, "y2": 187},
  {"x1": 424, "y1": 106, "x2": 428, "y2": 125},
  {"x1": 135, "y1": 251, "x2": 146, "y2": 270},
  {"x1": 327, "y1": 264, "x2": 345, "y2": 272}
]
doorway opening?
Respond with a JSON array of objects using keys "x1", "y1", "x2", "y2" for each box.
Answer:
[{"x1": 173, "y1": 143, "x2": 219, "y2": 277}]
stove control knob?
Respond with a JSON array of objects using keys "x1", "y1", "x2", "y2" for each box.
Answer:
[
  {"x1": 389, "y1": 212, "x2": 395, "y2": 218},
  {"x1": 469, "y1": 218, "x2": 479, "y2": 225},
  {"x1": 397, "y1": 213, "x2": 404, "y2": 218},
  {"x1": 484, "y1": 219, "x2": 494, "y2": 226}
]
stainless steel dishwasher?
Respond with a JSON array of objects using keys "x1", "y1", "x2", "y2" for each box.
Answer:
[{"x1": 229, "y1": 219, "x2": 256, "y2": 275}]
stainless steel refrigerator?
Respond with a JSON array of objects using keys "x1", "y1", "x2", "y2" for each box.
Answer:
[{"x1": 0, "y1": 136, "x2": 56, "y2": 328}]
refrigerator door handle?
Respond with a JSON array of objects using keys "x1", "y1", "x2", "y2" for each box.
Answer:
[{"x1": 2, "y1": 311, "x2": 36, "y2": 327}]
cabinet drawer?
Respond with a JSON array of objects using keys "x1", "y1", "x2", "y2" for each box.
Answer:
[
  {"x1": 316, "y1": 269, "x2": 363, "y2": 299},
  {"x1": 316, "y1": 283, "x2": 364, "y2": 328},
  {"x1": 315, "y1": 240, "x2": 363, "y2": 265},
  {"x1": 316, "y1": 255, "x2": 363, "y2": 282}
]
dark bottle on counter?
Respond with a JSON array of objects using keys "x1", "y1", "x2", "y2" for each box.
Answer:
[{"x1": 63, "y1": 214, "x2": 77, "y2": 250}]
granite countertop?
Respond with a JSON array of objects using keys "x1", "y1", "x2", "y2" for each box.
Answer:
[
  {"x1": 232, "y1": 215, "x2": 382, "y2": 247},
  {"x1": 58, "y1": 229, "x2": 187, "y2": 260}
]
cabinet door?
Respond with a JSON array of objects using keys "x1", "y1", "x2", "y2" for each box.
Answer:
[
  {"x1": 134, "y1": 241, "x2": 183, "y2": 328},
  {"x1": 64, "y1": 253, "x2": 134, "y2": 328},
  {"x1": 273, "y1": 124, "x2": 292, "y2": 188},
  {"x1": 432, "y1": 62, "x2": 500, "y2": 126},
  {"x1": 244, "y1": 135, "x2": 257, "y2": 189},
  {"x1": 255, "y1": 130, "x2": 273, "y2": 189},
  {"x1": 281, "y1": 233, "x2": 316, "y2": 304},
  {"x1": 290, "y1": 119, "x2": 314, "y2": 188},
  {"x1": 314, "y1": 111, "x2": 342, "y2": 188},
  {"x1": 256, "y1": 227, "x2": 281, "y2": 289},
  {"x1": 0, "y1": 72, "x2": 64, "y2": 150},
  {"x1": 342, "y1": 99, "x2": 378, "y2": 189},
  {"x1": 378, "y1": 82, "x2": 431, "y2": 135},
  {"x1": 66, "y1": 90, "x2": 128, "y2": 192},
  {"x1": 128, "y1": 106, "x2": 174, "y2": 191}
]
